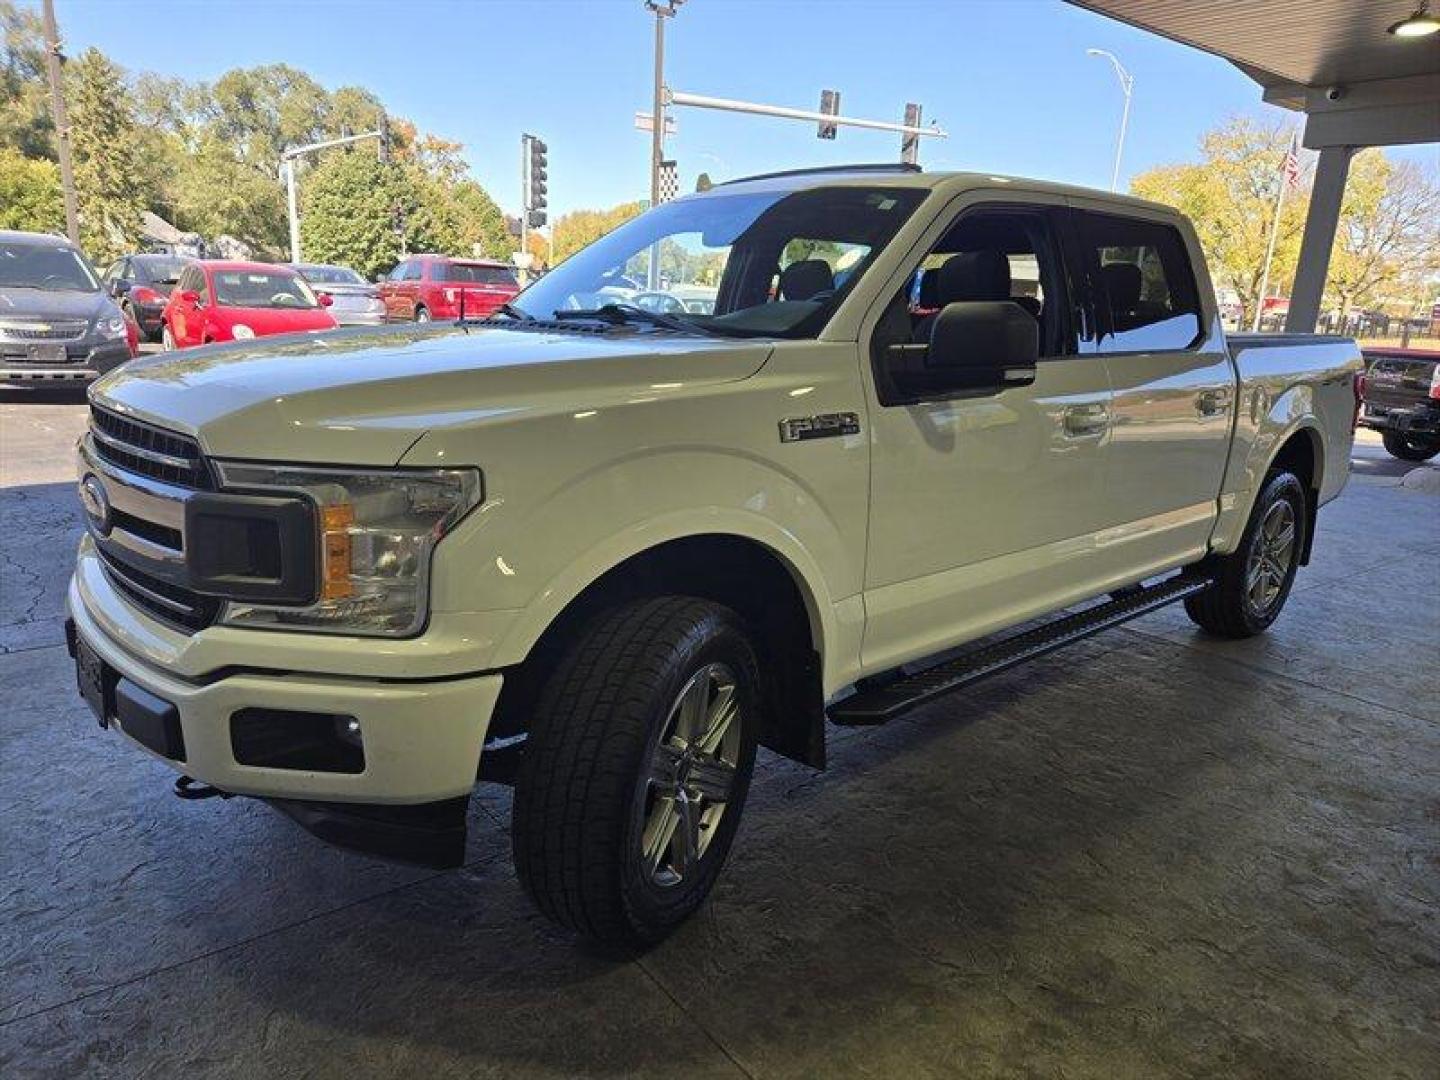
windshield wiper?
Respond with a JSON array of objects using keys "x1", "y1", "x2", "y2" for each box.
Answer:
[
  {"x1": 560, "y1": 303, "x2": 709, "y2": 336},
  {"x1": 491, "y1": 302, "x2": 535, "y2": 322}
]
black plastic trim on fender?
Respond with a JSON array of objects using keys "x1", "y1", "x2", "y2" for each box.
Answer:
[
  {"x1": 827, "y1": 574, "x2": 1213, "y2": 726},
  {"x1": 263, "y1": 794, "x2": 470, "y2": 868}
]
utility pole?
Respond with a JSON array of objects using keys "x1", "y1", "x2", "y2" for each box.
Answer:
[
  {"x1": 645, "y1": 1, "x2": 682, "y2": 289},
  {"x1": 1086, "y1": 48, "x2": 1133, "y2": 192},
  {"x1": 278, "y1": 130, "x2": 383, "y2": 263},
  {"x1": 41, "y1": 0, "x2": 79, "y2": 246}
]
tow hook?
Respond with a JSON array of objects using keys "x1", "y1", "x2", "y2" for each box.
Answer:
[{"x1": 173, "y1": 775, "x2": 232, "y2": 801}]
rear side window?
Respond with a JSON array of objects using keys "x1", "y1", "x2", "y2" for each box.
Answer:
[
  {"x1": 1080, "y1": 213, "x2": 1201, "y2": 353},
  {"x1": 436, "y1": 262, "x2": 518, "y2": 286}
]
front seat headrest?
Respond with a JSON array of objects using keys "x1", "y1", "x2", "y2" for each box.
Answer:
[
  {"x1": 779, "y1": 259, "x2": 834, "y2": 302},
  {"x1": 1101, "y1": 262, "x2": 1143, "y2": 312},
  {"x1": 936, "y1": 250, "x2": 1011, "y2": 304}
]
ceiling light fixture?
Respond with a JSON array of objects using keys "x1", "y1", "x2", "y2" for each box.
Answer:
[{"x1": 1388, "y1": 2, "x2": 1440, "y2": 37}]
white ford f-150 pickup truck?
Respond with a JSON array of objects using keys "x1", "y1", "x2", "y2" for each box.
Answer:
[{"x1": 67, "y1": 165, "x2": 1363, "y2": 943}]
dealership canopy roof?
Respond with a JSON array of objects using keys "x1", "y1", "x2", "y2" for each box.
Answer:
[
  {"x1": 1070, "y1": 0, "x2": 1440, "y2": 148},
  {"x1": 1069, "y1": 0, "x2": 1439, "y2": 332}
]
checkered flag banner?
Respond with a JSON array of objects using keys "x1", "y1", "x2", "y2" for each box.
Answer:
[{"x1": 658, "y1": 159, "x2": 679, "y2": 204}]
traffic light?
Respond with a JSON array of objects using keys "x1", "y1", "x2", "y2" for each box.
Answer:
[{"x1": 527, "y1": 136, "x2": 548, "y2": 227}]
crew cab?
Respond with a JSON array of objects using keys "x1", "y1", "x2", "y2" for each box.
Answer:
[
  {"x1": 378, "y1": 255, "x2": 520, "y2": 322},
  {"x1": 1358, "y1": 346, "x2": 1440, "y2": 461},
  {"x1": 67, "y1": 166, "x2": 1362, "y2": 944},
  {"x1": 160, "y1": 261, "x2": 338, "y2": 350}
]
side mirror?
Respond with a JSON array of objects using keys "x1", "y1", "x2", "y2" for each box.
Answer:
[
  {"x1": 318, "y1": 292, "x2": 334, "y2": 307},
  {"x1": 178, "y1": 290, "x2": 200, "y2": 306},
  {"x1": 926, "y1": 301, "x2": 1038, "y2": 392},
  {"x1": 110, "y1": 280, "x2": 131, "y2": 297}
]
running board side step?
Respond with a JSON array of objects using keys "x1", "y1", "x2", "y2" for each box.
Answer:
[{"x1": 827, "y1": 575, "x2": 1212, "y2": 726}]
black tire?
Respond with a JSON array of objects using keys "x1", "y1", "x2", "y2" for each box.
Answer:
[
  {"x1": 1381, "y1": 430, "x2": 1440, "y2": 462},
  {"x1": 1185, "y1": 470, "x2": 1307, "y2": 638},
  {"x1": 160, "y1": 324, "x2": 175, "y2": 351},
  {"x1": 414, "y1": 305, "x2": 431, "y2": 323},
  {"x1": 511, "y1": 596, "x2": 760, "y2": 945}
]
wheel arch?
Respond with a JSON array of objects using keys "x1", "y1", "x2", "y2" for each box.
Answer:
[{"x1": 489, "y1": 529, "x2": 831, "y2": 769}]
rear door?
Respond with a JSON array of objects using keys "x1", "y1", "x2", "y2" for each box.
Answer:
[{"x1": 1071, "y1": 203, "x2": 1235, "y2": 573}]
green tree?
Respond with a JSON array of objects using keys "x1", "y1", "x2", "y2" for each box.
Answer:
[
  {"x1": 0, "y1": 145, "x2": 61, "y2": 230},
  {"x1": 449, "y1": 180, "x2": 512, "y2": 260},
  {"x1": 171, "y1": 133, "x2": 287, "y2": 254},
  {"x1": 66, "y1": 48, "x2": 147, "y2": 262},
  {"x1": 551, "y1": 201, "x2": 646, "y2": 263},
  {"x1": 1, "y1": 0, "x2": 51, "y2": 158},
  {"x1": 1324, "y1": 150, "x2": 1440, "y2": 323},
  {"x1": 1131, "y1": 116, "x2": 1309, "y2": 327},
  {"x1": 300, "y1": 149, "x2": 412, "y2": 277}
]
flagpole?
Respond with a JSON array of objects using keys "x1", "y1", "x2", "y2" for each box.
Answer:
[{"x1": 1252, "y1": 133, "x2": 1298, "y2": 332}]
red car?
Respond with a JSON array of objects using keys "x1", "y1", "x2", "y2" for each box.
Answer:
[
  {"x1": 378, "y1": 255, "x2": 520, "y2": 322},
  {"x1": 161, "y1": 261, "x2": 338, "y2": 350}
]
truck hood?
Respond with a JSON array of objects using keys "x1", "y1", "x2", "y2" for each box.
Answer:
[{"x1": 91, "y1": 323, "x2": 772, "y2": 465}]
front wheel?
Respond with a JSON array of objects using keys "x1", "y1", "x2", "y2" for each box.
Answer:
[
  {"x1": 1185, "y1": 470, "x2": 1307, "y2": 638},
  {"x1": 1381, "y1": 430, "x2": 1440, "y2": 462},
  {"x1": 512, "y1": 597, "x2": 760, "y2": 945},
  {"x1": 414, "y1": 305, "x2": 431, "y2": 323}
]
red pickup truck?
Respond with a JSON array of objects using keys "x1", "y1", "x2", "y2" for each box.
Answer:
[{"x1": 379, "y1": 255, "x2": 520, "y2": 322}]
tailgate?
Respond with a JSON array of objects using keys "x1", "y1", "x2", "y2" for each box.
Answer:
[{"x1": 1364, "y1": 355, "x2": 1436, "y2": 409}]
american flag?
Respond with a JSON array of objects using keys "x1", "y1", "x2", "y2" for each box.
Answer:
[{"x1": 1282, "y1": 134, "x2": 1301, "y2": 190}]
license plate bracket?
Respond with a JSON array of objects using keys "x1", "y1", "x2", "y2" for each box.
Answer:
[
  {"x1": 75, "y1": 634, "x2": 116, "y2": 729},
  {"x1": 25, "y1": 343, "x2": 69, "y2": 364}
]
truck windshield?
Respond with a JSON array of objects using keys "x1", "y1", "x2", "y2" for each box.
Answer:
[
  {"x1": 0, "y1": 241, "x2": 99, "y2": 292},
  {"x1": 512, "y1": 185, "x2": 926, "y2": 338}
]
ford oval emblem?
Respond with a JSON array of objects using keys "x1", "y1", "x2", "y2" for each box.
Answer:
[{"x1": 79, "y1": 474, "x2": 112, "y2": 536}]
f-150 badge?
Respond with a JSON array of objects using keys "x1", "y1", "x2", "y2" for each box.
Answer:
[{"x1": 778, "y1": 412, "x2": 861, "y2": 443}]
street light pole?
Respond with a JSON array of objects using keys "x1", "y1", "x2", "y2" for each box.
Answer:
[
  {"x1": 1087, "y1": 48, "x2": 1133, "y2": 193},
  {"x1": 278, "y1": 130, "x2": 384, "y2": 263},
  {"x1": 41, "y1": 0, "x2": 79, "y2": 246},
  {"x1": 645, "y1": 1, "x2": 681, "y2": 290}
]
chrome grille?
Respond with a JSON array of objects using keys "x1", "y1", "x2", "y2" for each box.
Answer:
[
  {"x1": 89, "y1": 405, "x2": 212, "y2": 490},
  {"x1": 0, "y1": 319, "x2": 88, "y2": 341},
  {"x1": 97, "y1": 546, "x2": 219, "y2": 633}
]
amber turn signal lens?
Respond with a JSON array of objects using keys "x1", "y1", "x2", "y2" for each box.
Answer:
[{"x1": 320, "y1": 503, "x2": 355, "y2": 599}]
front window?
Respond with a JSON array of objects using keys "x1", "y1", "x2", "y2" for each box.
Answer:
[
  {"x1": 512, "y1": 185, "x2": 926, "y2": 338},
  {"x1": 212, "y1": 270, "x2": 319, "y2": 309},
  {"x1": 0, "y1": 240, "x2": 100, "y2": 292},
  {"x1": 297, "y1": 264, "x2": 365, "y2": 286},
  {"x1": 136, "y1": 257, "x2": 187, "y2": 285}
]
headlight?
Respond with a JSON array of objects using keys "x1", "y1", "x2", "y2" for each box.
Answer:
[
  {"x1": 231, "y1": 324, "x2": 256, "y2": 339},
  {"x1": 212, "y1": 463, "x2": 483, "y2": 637},
  {"x1": 97, "y1": 315, "x2": 127, "y2": 339}
]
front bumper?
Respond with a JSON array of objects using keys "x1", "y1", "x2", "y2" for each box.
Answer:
[
  {"x1": 1360, "y1": 402, "x2": 1440, "y2": 438},
  {"x1": 332, "y1": 310, "x2": 388, "y2": 327},
  {"x1": 1, "y1": 338, "x2": 132, "y2": 383}
]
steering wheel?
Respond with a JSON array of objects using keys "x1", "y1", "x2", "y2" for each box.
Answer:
[
  {"x1": 41, "y1": 274, "x2": 69, "y2": 288},
  {"x1": 269, "y1": 292, "x2": 299, "y2": 307},
  {"x1": 630, "y1": 291, "x2": 686, "y2": 315}
]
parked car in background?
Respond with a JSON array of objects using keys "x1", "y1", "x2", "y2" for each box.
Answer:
[
  {"x1": 0, "y1": 229, "x2": 133, "y2": 385},
  {"x1": 1358, "y1": 346, "x2": 1440, "y2": 461},
  {"x1": 286, "y1": 263, "x2": 387, "y2": 326},
  {"x1": 101, "y1": 253, "x2": 188, "y2": 341},
  {"x1": 161, "y1": 261, "x2": 339, "y2": 350},
  {"x1": 379, "y1": 255, "x2": 519, "y2": 322}
]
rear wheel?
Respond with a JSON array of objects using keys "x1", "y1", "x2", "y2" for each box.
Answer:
[
  {"x1": 1185, "y1": 469, "x2": 1307, "y2": 638},
  {"x1": 1381, "y1": 430, "x2": 1440, "y2": 462},
  {"x1": 511, "y1": 596, "x2": 760, "y2": 945},
  {"x1": 414, "y1": 305, "x2": 431, "y2": 323}
]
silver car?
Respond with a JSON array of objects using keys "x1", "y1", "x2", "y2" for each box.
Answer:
[{"x1": 286, "y1": 263, "x2": 387, "y2": 326}]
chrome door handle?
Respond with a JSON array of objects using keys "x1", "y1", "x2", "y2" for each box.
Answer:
[
  {"x1": 1063, "y1": 402, "x2": 1109, "y2": 437},
  {"x1": 1197, "y1": 388, "x2": 1232, "y2": 416}
]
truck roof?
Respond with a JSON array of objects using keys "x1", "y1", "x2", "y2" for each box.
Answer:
[{"x1": 704, "y1": 165, "x2": 1182, "y2": 218}]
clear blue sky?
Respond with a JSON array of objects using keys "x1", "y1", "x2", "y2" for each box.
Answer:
[{"x1": 49, "y1": 0, "x2": 1439, "y2": 220}]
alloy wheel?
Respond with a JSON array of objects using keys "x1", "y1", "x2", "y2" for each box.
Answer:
[
  {"x1": 639, "y1": 662, "x2": 742, "y2": 888},
  {"x1": 1245, "y1": 499, "x2": 1296, "y2": 617}
]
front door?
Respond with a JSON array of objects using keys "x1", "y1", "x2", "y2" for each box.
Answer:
[
  {"x1": 1071, "y1": 204, "x2": 1235, "y2": 574},
  {"x1": 861, "y1": 198, "x2": 1115, "y2": 673}
]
